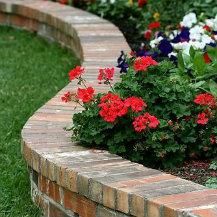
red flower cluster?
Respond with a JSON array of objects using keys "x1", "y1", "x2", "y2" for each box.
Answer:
[
  {"x1": 98, "y1": 93, "x2": 127, "y2": 123},
  {"x1": 69, "y1": 66, "x2": 84, "y2": 81},
  {"x1": 148, "y1": 21, "x2": 160, "y2": 30},
  {"x1": 61, "y1": 91, "x2": 71, "y2": 103},
  {"x1": 138, "y1": 0, "x2": 148, "y2": 7},
  {"x1": 144, "y1": 21, "x2": 160, "y2": 40},
  {"x1": 144, "y1": 30, "x2": 152, "y2": 40},
  {"x1": 133, "y1": 112, "x2": 160, "y2": 132},
  {"x1": 59, "y1": 0, "x2": 68, "y2": 4},
  {"x1": 124, "y1": 96, "x2": 147, "y2": 112},
  {"x1": 98, "y1": 67, "x2": 115, "y2": 84},
  {"x1": 77, "y1": 87, "x2": 95, "y2": 103},
  {"x1": 194, "y1": 93, "x2": 216, "y2": 108},
  {"x1": 133, "y1": 56, "x2": 158, "y2": 72},
  {"x1": 197, "y1": 112, "x2": 209, "y2": 125}
]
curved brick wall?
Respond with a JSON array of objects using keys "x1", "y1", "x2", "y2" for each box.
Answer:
[{"x1": 0, "y1": 1, "x2": 216, "y2": 217}]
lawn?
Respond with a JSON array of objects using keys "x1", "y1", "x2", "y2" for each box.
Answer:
[{"x1": 0, "y1": 26, "x2": 79, "y2": 217}]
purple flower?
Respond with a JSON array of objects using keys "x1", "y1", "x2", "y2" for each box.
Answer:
[
  {"x1": 158, "y1": 39, "x2": 173, "y2": 56},
  {"x1": 117, "y1": 51, "x2": 128, "y2": 73}
]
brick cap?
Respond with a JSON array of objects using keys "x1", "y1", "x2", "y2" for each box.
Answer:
[{"x1": 0, "y1": 0, "x2": 216, "y2": 216}]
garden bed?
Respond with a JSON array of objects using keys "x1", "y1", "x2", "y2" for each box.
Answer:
[{"x1": 1, "y1": 1, "x2": 217, "y2": 217}]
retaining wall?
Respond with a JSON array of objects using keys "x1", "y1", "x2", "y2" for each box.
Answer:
[{"x1": 0, "y1": 1, "x2": 216, "y2": 217}]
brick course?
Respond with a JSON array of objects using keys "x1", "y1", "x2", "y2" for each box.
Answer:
[{"x1": 0, "y1": 0, "x2": 216, "y2": 216}]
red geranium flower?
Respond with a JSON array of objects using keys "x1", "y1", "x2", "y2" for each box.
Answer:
[
  {"x1": 98, "y1": 93, "x2": 127, "y2": 123},
  {"x1": 194, "y1": 93, "x2": 216, "y2": 108},
  {"x1": 133, "y1": 56, "x2": 158, "y2": 72},
  {"x1": 61, "y1": 91, "x2": 71, "y2": 103},
  {"x1": 144, "y1": 30, "x2": 152, "y2": 40},
  {"x1": 138, "y1": 0, "x2": 148, "y2": 7},
  {"x1": 124, "y1": 97, "x2": 147, "y2": 112},
  {"x1": 148, "y1": 21, "x2": 160, "y2": 30},
  {"x1": 133, "y1": 112, "x2": 160, "y2": 132},
  {"x1": 77, "y1": 87, "x2": 95, "y2": 103},
  {"x1": 69, "y1": 66, "x2": 84, "y2": 81},
  {"x1": 203, "y1": 25, "x2": 211, "y2": 32},
  {"x1": 98, "y1": 67, "x2": 115, "y2": 84},
  {"x1": 197, "y1": 112, "x2": 209, "y2": 125}
]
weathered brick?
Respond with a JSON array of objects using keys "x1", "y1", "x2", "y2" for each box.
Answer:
[
  {"x1": 49, "y1": 202, "x2": 71, "y2": 217},
  {"x1": 89, "y1": 180, "x2": 103, "y2": 203},
  {"x1": 130, "y1": 194, "x2": 145, "y2": 217},
  {"x1": 96, "y1": 205, "x2": 116, "y2": 217},
  {"x1": 103, "y1": 185, "x2": 116, "y2": 210},
  {"x1": 77, "y1": 174, "x2": 89, "y2": 197},
  {"x1": 116, "y1": 190, "x2": 130, "y2": 214},
  {"x1": 48, "y1": 180, "x2": 60, "y2": 203}
]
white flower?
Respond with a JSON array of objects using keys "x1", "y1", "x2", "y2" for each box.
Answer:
[
  {"x1": 205, "y1": 15, "x2": 217, "y2": 31},
  {"x1": 150, "y1": 36, "x2": 164, "y2": 48},
  {"x1": 180, "y1": 13, "x2": 197, "y2": 28},
  {"x1": 168, "y1": 52, "x2": 177, "y2": 58}
]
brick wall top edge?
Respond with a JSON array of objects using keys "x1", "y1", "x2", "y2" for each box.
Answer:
[{"x1": 1, "y1": 0, "x2": 216, "y2": 216}]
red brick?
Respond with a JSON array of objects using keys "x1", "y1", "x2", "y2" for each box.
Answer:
[
  {"x1": 191, "y1": 208, "x2": 217, "y2": 217},
  {"x1": 48, "y1": 181, "x2": 60, "y2": 203}
]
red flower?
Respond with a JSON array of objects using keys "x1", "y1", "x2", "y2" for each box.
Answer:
[
  {"x1": 133, "y1": 112, "x2": 160, "y2": 132},
  {"x1": 194, "y1": 93, "x2": 216, "y2": 108},
  {"x1": 98, "y1": 67, "x2": 115, "y2": 83},
  {"x1": 203, "y1": 53, "x2": 212, "y2": 64},
  {"x1": 144, "y1": 30, "x2": 152, "y2": 40},
  {"x1": 197, "y1": 112, "x2": 209, "y2": 125},
  {"x1": 144, "y1": 113, "x2": 160, "y2": 129},
  {"x1": 148, "y1": 21, "x2": 160, "y2": 30},
  {"x1": 124, "y1": 97, "x2": 147, "y2": 112},
  {"x1": 77, "y1": 87, "x2": 95, "y2": 103},
  {"x1": 69, "y1": 66, "x2": 84, "y2": 81},
  {"x1": 210, "y1": 135, "x2": 216, "y2": 144},
  {"x1": 138, "y1": 0, "x2": 148, "y2": 7},
  {"x1": 61, "y1": 91, "x2": 71, "y2": 103},
  {"x1": 203, "y1": 25, "x2": 211, "y2": 32},
  {"x1": 133, "y1": 56, "x2": 158, "y2": 72},
  {"x1": 59, "y1": 0, "x2": 68, "y2": 4},
  {"x1": 99, "y1": 93, "x2": 127, "y2": 123}
]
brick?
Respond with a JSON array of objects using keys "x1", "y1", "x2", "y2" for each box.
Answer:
[
  {"x1": 116, "y1": 190, "x2": 130, "y2": 214},
  {"x1": 96, "y1": 205, "x2": 116, "y2": 217},
  {"x1": 63, "y1": 189, "x2": 76, "y2": 212},
  {"x1": 49, "y1": 202, "x2": 71, "y2": 217},
  {"x1": 48, "y1": 181, "x2": 60, "y2": 203},
  {"x1": 191, "y1": 208, "x2": 217, "y2": 217},
  {"x1": 130, "y1": 194, "x2": 145, "y2": 217},
  {"x1": 65, "y1": 169, "x2": 78, "y2": 193},
  {"x1": 77, "y1": 174, "x2": 89, "y2": 197},
  {"x1": 147, "y1": 201, "x2": 162, "y2": 217},
  {"x1": 89, "y1": 180, "x2": 103, "y2": 203},
  {"x1": 39, "y1": 175, "x2": 48, "y2": 194},
  {"x1": 103, "y1": 185, "x2": 116, "y2": 210}
]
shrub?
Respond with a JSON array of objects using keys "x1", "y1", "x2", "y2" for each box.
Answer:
[{"x1": 63, "y1": 45, "x2": 217, "y2": 168}]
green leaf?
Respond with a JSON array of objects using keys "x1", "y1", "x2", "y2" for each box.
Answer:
[
  {"x1": 209, "y1": 80, "x2": 217, "y2": 97},
  {"x1": 207, "y1": 46, "x2": 217, "y2": 61},
  {"x1": 177, "y1": 52, "x2": 185, "y2": 72},
  {"x1": 193, "y1": 52, "x2": 206, "y2": 76}
]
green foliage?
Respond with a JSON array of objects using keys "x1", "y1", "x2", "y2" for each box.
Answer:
[
  {"x1": 0, "y1": 26, "x2": 79, "y2": 216},
  {"x1": 85, "y1": 0, "x2": 217, "y2": 48},
  {"x1": 72, "y1": 52, "x2": 217, "y2": 168},
  {"x1": 205, "y1": 161, "x2": 217, "y2": 189}
]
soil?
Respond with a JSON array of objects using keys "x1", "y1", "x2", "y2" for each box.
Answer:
[{"x1": 164, "y1": 160, "x2": 217, "y2": 186}]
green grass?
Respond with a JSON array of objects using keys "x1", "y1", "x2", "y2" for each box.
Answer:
[{"x1": 0, "y1": 26, "x2": 79, "y2": 217}]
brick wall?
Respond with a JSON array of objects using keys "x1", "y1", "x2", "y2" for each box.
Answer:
[{"x1": 0, "y1": 1, "x2": 216, "y2": 216}]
